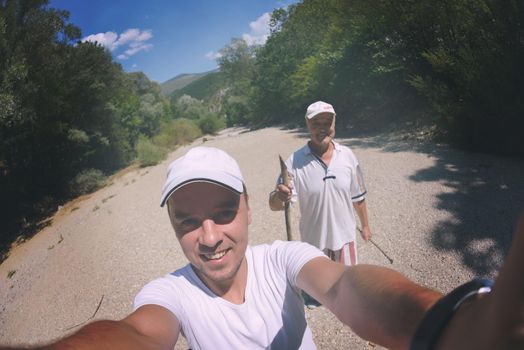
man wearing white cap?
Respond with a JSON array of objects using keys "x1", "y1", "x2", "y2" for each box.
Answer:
[
  {"x1": 269, "y1": 101, "x2": 372, "y2": 269},
  {"x1": 4, "y1": 147, "x2": 523, "y2": 349}
]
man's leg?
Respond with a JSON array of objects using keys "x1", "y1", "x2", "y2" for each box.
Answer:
[{"x1": 326, "y1": 241, "x2": 358, "y2": 266}]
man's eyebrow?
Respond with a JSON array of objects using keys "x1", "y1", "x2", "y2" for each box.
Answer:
[
  {"x1": 172, "y1": 197, "x2": 240, "y2": 220},
  {"x1": 216, "y1": 197, "x2": 240, "y2": 209},
  {"x1": 172, "y1": 211, "x2": 192, "y2": 221}
]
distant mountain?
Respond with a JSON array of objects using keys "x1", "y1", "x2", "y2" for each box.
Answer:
[
  {"x1": 160, "y1": 69, "x2": 219, "y2": 96},
  {"x1": 170, "y1": 70, "x2": 226, "y2": 102}
]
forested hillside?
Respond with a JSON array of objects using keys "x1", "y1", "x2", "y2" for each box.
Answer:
[
  {"x1": 0, "y1": 0, "x2": 208, "y2": 257},
  {"x1": 160, "y1": 71, "x2": 217, "y2": 96},
  {"x1": 169, "y1": 71, "x2": 225, "y2": 102},
  {"x1": 179, "y1": 0, "x2": 524, "y2": 156}
]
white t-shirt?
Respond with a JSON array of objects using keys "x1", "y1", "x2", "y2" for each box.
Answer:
[
  {"x1": 134, "y1": 240, "x2": 326, "y2": 350},
  {"x1": 282, "y1": 142, "x2": 366, "y2": 251}
]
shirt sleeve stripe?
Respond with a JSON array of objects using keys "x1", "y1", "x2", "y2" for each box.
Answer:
[{"x1": 351, "y1": 190, "x2": 367, "y2": 201}]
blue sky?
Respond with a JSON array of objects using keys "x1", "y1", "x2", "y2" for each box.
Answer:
[{"x1": 48, "y1": 0, "x2": 297, "y2": 83}]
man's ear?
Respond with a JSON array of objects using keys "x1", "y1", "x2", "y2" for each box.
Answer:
[
  {"x1": 166, "y1": 200, "x2": 177, "y2": 230},
  {"x1": 245, "y1": 193, "x2": 252, "y2": 225},
  {"x1": 329, "y1": 115, "x2": 336, "y2": 138}
]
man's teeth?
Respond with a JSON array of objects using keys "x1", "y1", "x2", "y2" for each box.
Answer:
[{"x1": 205, "y1": 250, "x2": 227, "y2": 260}]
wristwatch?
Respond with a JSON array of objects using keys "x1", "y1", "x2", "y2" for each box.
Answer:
[{"x1": 410, "y1": 277, "x2": 494, "y2": 350}]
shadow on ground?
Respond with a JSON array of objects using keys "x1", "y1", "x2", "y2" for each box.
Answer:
[
  {"x1": 409, "y1": 148, "x2": 523, "y2": 277},
  {"x1": 339, "y1": 130, "x2": 524, "y2": 277}
]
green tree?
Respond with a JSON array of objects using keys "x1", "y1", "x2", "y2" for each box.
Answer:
[
  {"x1": 250, "y1": 0, "x2": 343, "y2": 124},
  {"x1": 215, "y1": 38, "x2": 257, "y2": 125},
  {"x1": 0, "y1": 0, "x2": 174, "y2": 253}
]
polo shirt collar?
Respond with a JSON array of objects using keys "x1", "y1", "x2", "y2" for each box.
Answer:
[{"x1": 305, "y1": 141, "x2": 340, "y2": 156}]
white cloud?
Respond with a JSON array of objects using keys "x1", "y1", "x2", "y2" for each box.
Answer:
[
  {"x1": 242, "y1": 12, "x2": 271, "y2": 46},
  {"x1": 124, "y1": 42, "x2": 153, "y2": 57},
  {"x1": 115, "y1": 28, "x2": 153, "y2": 48},
  {"x1": 82, "y1": 28, "x2": 153, "y2": 60},
  {"x1": 205, "y1": 12, "x2": 272, "y2": 62},
  {"x1": 82, "y1": 31, "x2": 119, "y2": 50},
  {"x1": 205, "y1": 51, "x2": 222, "y2": 60}
]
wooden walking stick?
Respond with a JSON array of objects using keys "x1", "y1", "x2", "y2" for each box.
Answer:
[
  {"x1": 370, "y1": 239, "x2": 394, "y2": 264},
  {"x1": 357, "y1": 227, "x2": 394, "y2": 264},
  {"x1": 279, "y1": 155, "x2": 292, "y2": 241}
]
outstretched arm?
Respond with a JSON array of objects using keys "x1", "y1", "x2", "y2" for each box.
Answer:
[
  {"x1": 0, "y1": 305, "x2": 179, "y2": 350},
  {"x1": 297, "y1": 259, "x2": 440, "y2": 349},
  {"x1": 297, "y1": 211, "x2": 524, "y2": 350}
]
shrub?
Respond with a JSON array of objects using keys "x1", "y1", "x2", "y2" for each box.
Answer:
[
  {"x1": 198, "y1": 114, "x2": 226, "y2": 135},
  {"x1": 69, "y1": 169, "x2": 107, "y2": 196},
  {"x1": 153, "y1": 118, "x2": 202, "y2": 149},
  {"x1": 136, "y1": 137, "x2": 167, "y2": 167},
  {"x1": 224, "y1": 95, "x2": 250, "y2": 126}
]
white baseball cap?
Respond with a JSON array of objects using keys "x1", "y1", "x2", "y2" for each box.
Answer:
[
  {"x1": 305, "y1": 101, "x2": 336, "y2": 120},
  {"x1": 160, "y1": 146, "x2": 244, "y2": 207}
]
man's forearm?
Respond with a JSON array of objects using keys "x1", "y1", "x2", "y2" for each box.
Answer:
[
  {"x1": 353, "y1": 199, "x2": 369, "y2": 228},
  {"x1": 18, "y1": 320, "x2": 165, "y2": 350},
  {"x1": 326, "y1": 265, "x2": 441, "y2": 350},
  {"x1": 54, "y1": 320, "x2": 150, "y2": 350}
]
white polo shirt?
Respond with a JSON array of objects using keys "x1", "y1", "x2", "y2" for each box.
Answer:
[{"x1": 283, "y1": 142, "x2": 366, "y2": 251}]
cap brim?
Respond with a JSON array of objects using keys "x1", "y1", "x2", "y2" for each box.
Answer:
[
  {"x1": 160, "y1": 171, "x2": 243, "y2": 207},
  {"x1": 306, "y1": 111, "x2": 336, "y2": 119}
]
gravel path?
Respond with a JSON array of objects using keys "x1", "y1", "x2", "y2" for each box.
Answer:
[{"x1": 1, "y1": 126, "x2": 523, "y2": 349}]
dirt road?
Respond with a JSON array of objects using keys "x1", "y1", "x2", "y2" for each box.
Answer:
[{"x1": 1, "y1": 126, "x2": 523, "y2": 349}]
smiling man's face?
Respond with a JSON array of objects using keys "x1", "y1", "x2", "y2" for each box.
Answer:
[
  {"x1": 307, "y1": 112, "x2": 335, "y2": 147},
  {"x1": 167, "y1": 182, "x2": 251, "y2": 293}
]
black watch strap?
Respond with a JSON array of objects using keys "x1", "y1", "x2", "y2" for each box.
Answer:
[{"x1": 410, "y1": 277, "x2": 494, "y2": 350}]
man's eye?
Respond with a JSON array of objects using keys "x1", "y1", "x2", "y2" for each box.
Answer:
[
  {"x1": 179, "y1": 218, "x2": 200, "y2": 229},
  {"x1": 214, "y1": 210, "x2": 236, "y2": 224}
]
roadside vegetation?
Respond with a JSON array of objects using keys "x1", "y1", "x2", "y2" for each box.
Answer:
[
  {"x1": 0, "y1": 0, "x2": 223, "y2": 260},
  {"x1": 209, "y1": 0, "x2": 524, "y2": 155}
]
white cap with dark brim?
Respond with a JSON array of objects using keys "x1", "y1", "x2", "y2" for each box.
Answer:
[
  {"x1": 160, "y1": 146, "x2": 244, "y2": 207},
  {"x1": 305, "y1": 101, "x2": 336, "y2": 120}
]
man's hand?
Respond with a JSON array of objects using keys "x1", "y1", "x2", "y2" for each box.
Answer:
[
  {"x1": 269, "y1": 183, "x2": 293, "y2": 211},
  {"x1": 359, "y1": 225, "x2": 372, "y2": 242},
  {"x1": 275, "y1": 183, "x2": 292, "y2": 202}
]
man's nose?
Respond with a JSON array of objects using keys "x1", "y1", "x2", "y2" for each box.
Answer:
[{"x1": 199, "y1": 218, "x2": 222, "y2": 247}]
